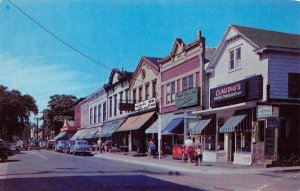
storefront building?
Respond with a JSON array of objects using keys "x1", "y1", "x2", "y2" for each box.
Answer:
[
  {"x1": 102, "y1": 69, "x2": 132, "y2": 146},
  {"x1": 117, "y1": 57, "x2": 160, "y2": 152},
  {"x1": 157, "y1": 31, "x2": 208, "y2": 148},
  {"x1": 193, "y1": 25, "x2": 300, "y2": 165}
]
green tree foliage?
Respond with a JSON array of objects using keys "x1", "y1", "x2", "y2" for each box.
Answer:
[
  {"x1": 42, "y1": 95, "x2": 78, "y2": 134},
  {"x1": 0, "y1": 85, "x2": 38, "y2": 141}
]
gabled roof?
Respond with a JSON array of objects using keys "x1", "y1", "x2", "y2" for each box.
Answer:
[
  {"x1": 206, "y1": 25, "x2": 300, "y2": 73},
  {"x1": 130, "y1": 56, "x2": 160, "y2": 87},
  {"x1": 204, "y1": 47, "x2": 216, "y2": 64},
  {"x1": 232, "y1": 25, "x2": 300, "y2": 50},
  {"x1": 104, "y1": 68, "x2": 133, "y2": 90}
]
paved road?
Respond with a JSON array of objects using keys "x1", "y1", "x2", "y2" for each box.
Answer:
[{"x1": 0, "y1": 150, "x2": 299, "y2": 191}]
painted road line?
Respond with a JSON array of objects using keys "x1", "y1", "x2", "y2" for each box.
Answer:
[{"x1": 30, "y1": 151, "x2": 48, "y2": 160}]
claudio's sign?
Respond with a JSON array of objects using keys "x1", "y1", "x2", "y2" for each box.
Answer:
[{"x1": 210, "y1": 80, "x2": 246, "y2": 103}]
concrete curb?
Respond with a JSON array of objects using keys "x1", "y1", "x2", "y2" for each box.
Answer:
[{"x1": 93, "y1": 153, "x2": 300, "y2": 174}]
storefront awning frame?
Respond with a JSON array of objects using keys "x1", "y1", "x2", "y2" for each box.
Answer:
[{"x1": 219, "y1": 114, "x2": 247, "y2": 133}]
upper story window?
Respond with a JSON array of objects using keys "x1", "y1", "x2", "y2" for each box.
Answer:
[
  {"x1": 182, "y1": 77, "x2": 188, "y2": 91},
  {"x1": 145, "y1": 83, "x2": 150, "y2": 100},
  {"x1": 171, "y1": 81, "x2": 176, "y2": 103},
  {"x1": 125, "y1": 90, "x2": 129, "y2": 103},
  {"x1": 98, "y1": 104, "x2": 101, "y2": 123},
  {"x1": 188, "y1": 75, "x2": 194, "y2": 89},
  {"x1": 109, "y1": 97, "x2": 112, "y2": 118},
  {"x1": 229, "y1": 47, "x2": 242, "y2": 70},
  {"x1": 114, "y1": 95, "x2": 117, "y2": 116},
  {"x1": 133, "y1": 89, "x2": 136, "y2": 104},
  {"x1": 288, "y1": 73, "x2": 300, "y2": 98},
  {"x1": 103, "y1": 102, "x2": 106, "y2": 122},
  {"x1": 139, "y1": 86, "x2": 143, "y2": 102},
  {"x1": 93, "y1": 106, "x2": 97, "y2": 124},
  {"x1": 152, "y1": 80, "x2": 157, "y2": 98},
  {"x1": 166, "y1": 84, "x2": 171, "y2": 104},
  {"x1": 119, "y1": 92, "x2": 123, "y2": 114},
  {"x1": 89, "y1": 108, "x2": 93, "y2": 125}
]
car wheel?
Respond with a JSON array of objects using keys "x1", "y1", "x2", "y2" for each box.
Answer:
[{"x1": 1, "y1": 153, "x2": 8, "y2": 162}]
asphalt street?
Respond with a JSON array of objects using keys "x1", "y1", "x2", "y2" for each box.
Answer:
[{"x1": 0, "y1": 150, "x2": 299, "y2": 191}]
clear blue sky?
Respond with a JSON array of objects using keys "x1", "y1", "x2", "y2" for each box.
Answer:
[{"x1": 0, "y1": 0, "x2": 299, "y2": 112}]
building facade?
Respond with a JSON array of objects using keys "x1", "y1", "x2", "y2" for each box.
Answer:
[{"x1": 193, "y1": 25, "x2": 300, "y2": 165}]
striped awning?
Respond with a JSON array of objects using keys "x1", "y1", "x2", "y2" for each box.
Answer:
[
  {"x1": 97, "y1": 119, "x2": 125, "y2": 138},
  {"x1": 190, "y1": 119, "x2": 212, "y2": 135},
  {"x1": 84, "y1": 127, "x2": 99, "y2": 139},
  {"x1": 145, "y1": 113, "x2": 173, "y2": 134},
  {"x1": 162, "y1": 118, "x2": 183, "y2": 135},
  {"x1": 53, "y1": 131, "x2": 67, "y2": 141},
  {"x1": 219, "y1": 115, "x2": 246, "y2": 133},
  {"x1": 70, "y1": 129, "x2": 84, "y2": 140}
]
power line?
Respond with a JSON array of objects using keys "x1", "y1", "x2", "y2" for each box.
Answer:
[{"x1": 7, "y1": 0, "x2": 112, "y2": 71}]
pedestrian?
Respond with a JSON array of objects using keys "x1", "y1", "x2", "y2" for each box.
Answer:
[
  {"x1": 148, "y1": 139, "x2": 156, "y2": 158},
  {"x1": 184, "y1": 135, "x2": 194, "y2": 166},
  {"x1": 194, "y1": 145, "x2": 203, "y2": 166}
]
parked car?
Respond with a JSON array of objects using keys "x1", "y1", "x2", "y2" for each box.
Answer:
[
  {"x1": 70, "y1": 140, "x2": 92, "y2": 155},
  {"x1": 55, "y1": 140, "x2": 66, "y2": 152},
  {"x1": 39, "y1": 141, "x2": 48, "y2": 149},
  {"x1": 46, "y1": 140, "x2": 55, "y2": 150},
  {"x1": 63, "y1": 140, "x2": 75, "y2": 154},
  {"x1": 0, "y1": 139, "x2": 14, "y2": 162},
  {"x1": 28, "y1": 141, "x2": 39, "y2": 150}
]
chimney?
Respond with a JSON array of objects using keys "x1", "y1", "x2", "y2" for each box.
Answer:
[{"x1": 197, "y1": 30, "x2": 202, "y2": 40}]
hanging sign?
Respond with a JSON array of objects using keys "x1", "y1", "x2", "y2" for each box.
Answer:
[{"x1": 135, "y1": 98, "x2": 156, "y2": 111}]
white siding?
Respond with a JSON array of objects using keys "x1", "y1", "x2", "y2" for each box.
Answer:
[{"x1": 209, "y1": 28, "x2": 269, "y2": 108}]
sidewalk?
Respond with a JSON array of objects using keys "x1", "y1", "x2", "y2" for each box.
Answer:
[{"x1": 93, "y1": 151, "x2": 300, "y2": 174}]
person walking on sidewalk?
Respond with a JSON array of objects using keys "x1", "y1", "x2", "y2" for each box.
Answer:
[
  {"x1": 184, "y1": 136, "x2": 194, "y2": 166},
  {"x1": 148, "y1": 139, "x2": 156, "y2": 158}
]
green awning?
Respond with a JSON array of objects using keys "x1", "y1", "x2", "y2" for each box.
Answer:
[
  {"x1": 190, "y1": 119, "x2": 212, "y2": 135},
  {"x1": 219, "y1": 115, "x2": 246, "y2": 133},
  {"x1": 145, "y1": 113, "x2": 173, "y2": 134},
  {"x1": 77, "y1": 128, "x2": 89, "y2": 140},
  {"x1": 97, "y1": 119, "x2": 125, "y2": 138},
  {"x1": 84, "y1": 127, "x2": 99, "y2": 139},
  {"x1": 53, "y1": 131, "x2": 67, "y2": 141},
  {"x1": 70, "y1": 129, "x2": 84, "y2": 140}
]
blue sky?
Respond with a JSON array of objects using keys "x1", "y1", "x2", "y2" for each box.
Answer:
[{"x1": 0, "y1": 0, "x2": 299, "y2": 112}]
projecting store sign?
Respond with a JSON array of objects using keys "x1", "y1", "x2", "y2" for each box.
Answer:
[
  {"x1": 175, "y1": 87, "x2": 200, "y2": 109},
  {"x1": 135, "y1": 98, "x2": 156, "y2": 111},
  {"x1": 210, "y1": 80, "x2": 246, "y2": 103}
]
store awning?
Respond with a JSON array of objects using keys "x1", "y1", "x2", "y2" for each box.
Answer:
[
  {"x1": 162, "y1": 118, "x2": 183, "y2": 135},
  {"x1": 98, "y1": 119, "x2": 125, "y2": 137},
  {"x1": 117, "y1": 111, "x2": 155, "y2": 132},
  {"x1": 190, "y1": 119, "x2": 212, "y2": 135},
  {"x1": 84, "y1": 127, "x2": 99, "y2": 139},
  {"x1": 219, "y1": 114, "x2": 247, "y2": 133},
  {"x1": 70, "y1": 129, "x2": 84, "y2": 140},
  {"x1": 145, "y1": 113, "x2": 173, "y2": 134},
  {"x1": 77, "y1": 128, "x2": 90, "y2": 140},
  {"x1": 53, "y1": 131, "x2": 67, "y2": 141}
]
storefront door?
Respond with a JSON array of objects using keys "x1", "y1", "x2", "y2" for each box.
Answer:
[
  {"x1": 227, "y1": 133, "x2": 235, "y2": 162},
  {"x1": 265, "y1": 127, "x2": 276, "y2": 158}
]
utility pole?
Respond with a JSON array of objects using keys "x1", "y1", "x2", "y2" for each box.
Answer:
[{"x1": 36, "y1": 116, "x2": 39, "y2": 143}]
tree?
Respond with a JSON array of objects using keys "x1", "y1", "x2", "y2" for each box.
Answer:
[
  {"x1": 0, "y1": 85, "x2": 38, "y2": 141},
  {"x1": 42, "y1": 95, "x2": 78, "y2": 135}
]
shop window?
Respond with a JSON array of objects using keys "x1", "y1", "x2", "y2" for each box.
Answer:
[
  {"x1": 258, "y1": 121, "x2": 265, "y2": 142},
  {"x1": 280, "y1": 119, "x2": 287, "y2": 139},
  {"x1": 236, "y1": 132, "x2": 251, "y2": 152},
  {"x1": 93, "y1": 106, "x2": 97, "y2": 124},
  {"x1": 217, "y1": 133, "x2": 224, "y2": 151},
  {"x1": 288, "y1": 73, "x2": 300, "y2": 98}
]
